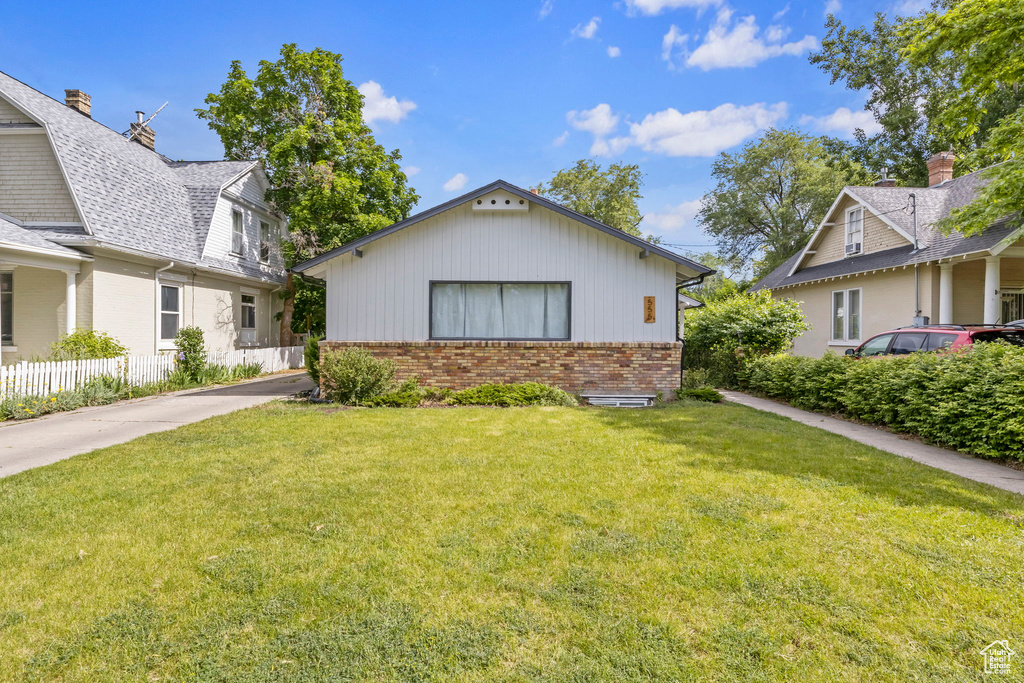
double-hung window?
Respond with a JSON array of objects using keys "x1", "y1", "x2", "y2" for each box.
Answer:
[
  {"x1": 1, "y1": 271, "x2": 13, "y2": 346},
  {"x1": 259, "y1": 221, "x2": 272, "y2": 263},
  {"x1": 231, "y1": 209, "x2": 245, "y2": 256},
  {"x1": 160, "y1": 283, "x2": 182, "y2": 342},
  {"x1": 845, "y1": 207, "x2": 863, "y2": 255},
  {"x1": 831, "y1": 288, "x2": 861, "y2": 343},
  {"x1": 240, "y1": 293, "x2": 258, "y2": 345},
  {"x1": 430, "y1": 282, "x2": 570, "y2": 340}
]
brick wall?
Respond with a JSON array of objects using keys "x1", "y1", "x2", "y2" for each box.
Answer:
[{"x1": 320, "y1": 340, "x2": 682, "y2": 396}]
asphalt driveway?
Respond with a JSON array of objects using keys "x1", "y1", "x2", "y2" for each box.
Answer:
[{"x1": 0, "y1": 373, "x2": 314, "y2": 478}]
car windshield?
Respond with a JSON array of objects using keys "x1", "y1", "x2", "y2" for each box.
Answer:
[{"x1": 971, "y1": 330, "x2": 1024, "y2": 347}]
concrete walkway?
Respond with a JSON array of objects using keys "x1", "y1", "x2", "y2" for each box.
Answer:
[
  {"x1": 0, "y1": 373, "x2": 314, "y2": 478},
  {"x1": 721, "y1": 390, "x2": 1024, "y2": 496}
]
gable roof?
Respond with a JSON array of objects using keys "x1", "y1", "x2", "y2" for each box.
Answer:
[
  {"x1": 292, "y1": 180, "x2": 713, "y2": 279},
  {"x1": 0, "y1": 70, "x2": 279, "y2": 282},
  {"x1": 754, "y1": 168, "x2": 1020, "y2": 291}
]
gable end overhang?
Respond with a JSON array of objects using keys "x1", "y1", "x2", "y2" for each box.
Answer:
[{"x1": 291, "y1": 180, "x2": 714, "y2": 278}]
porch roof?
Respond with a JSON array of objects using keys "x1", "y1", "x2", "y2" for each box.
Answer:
[{"x1": 0, "y1": 215, "x2": 84, "y2": 261}]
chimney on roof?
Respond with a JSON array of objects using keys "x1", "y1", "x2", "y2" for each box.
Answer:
[
  {"x1": 129, "y1": 111, "x2": 156, "y2": 151},
  {"x1": 874, "y1": 166, "x2": 896, "y2": 187},
  {"x1": 64, "y1": 89, "x2": 91, "y2": 117},
  {"x1": 530, "y1": 188, "x2": 539, "y2": 195},
  {"x1": 927, "y1": 151, "x2": 955, "y2": 187}
]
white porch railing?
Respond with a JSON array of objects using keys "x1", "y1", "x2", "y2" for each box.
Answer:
[{"x1": 0, "y1": 346, "x2": 304, "y2": 400}]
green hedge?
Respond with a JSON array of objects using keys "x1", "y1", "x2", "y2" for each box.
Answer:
[
  {"x1": 740, "y1": 343, "x2": 1024, "y2": 461},
  {"x1": 447, "y1": 383, "x2": 578, "y2": 407}
]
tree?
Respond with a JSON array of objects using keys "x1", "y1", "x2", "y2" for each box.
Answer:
[
  {"x1": 534, "y1": 160, "x2": 646, "y2": 237},
  {"x1": 679, "y1": 252, "x2": 748, "y2": 303},
  {"x1": 698, "y1": 128, "x2": 872, "y2": 279},
  {"x1": 196, "y1": 44, "x2": 419, "y2": 342},
  {"x1": 903, "y1": 0, "x2": 1024, "y2": 236},
  {"x1": 809, "y1": 3, "x2": 1024, "y2": 187}
]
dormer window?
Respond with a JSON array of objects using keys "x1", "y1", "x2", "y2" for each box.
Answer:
[
  {"x1": 231, "y1": 209, "x2": 244, "y2": 256},
  {"x1": 845, "y1": 207, "x2": 863, "y2": 256}
]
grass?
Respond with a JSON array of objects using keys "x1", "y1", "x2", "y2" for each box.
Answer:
[{"x1": 1, "y1": 400, "x2": 1022, "y2": 681}]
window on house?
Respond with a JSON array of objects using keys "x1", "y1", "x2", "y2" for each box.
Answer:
[
  {"x1": 160, "y1": 284, "x2": 181, "y2": 340},
  {"x1": 846, "y1": 207, "x2": 863, "y2": 255},
  {"x1": 241, "y1": 294, "x2": 257, "y2": 330},
  {"x1": 231, "y1": 209, "x2": 244, "y2": 256},
  {"x1": 831, "y1": 288, "x2": 861, "y2": 342},
  {"x1": 0, "y1": 272, "x2": 12, "y2": 345},
  {"x1": 259, "y1": 221, "x2": 272, "y2": 262},
  {"x1": 430, "y1": 282, "x2": 570, "y2": 340}
]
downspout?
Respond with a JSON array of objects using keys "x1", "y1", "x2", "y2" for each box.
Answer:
[
  {"x1": 154, "y1": 261, "x2": 174, "y2": 353},
  {"x1": 676, "y1": 272, "x2": 708, "y2": 388}
]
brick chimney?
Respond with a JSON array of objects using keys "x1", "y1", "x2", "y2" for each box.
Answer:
[
  {"x1": 64, "y1": 89, "x2": 91, "y2": 117},
  {"x1": 129, "y1": 111, "x2": 156, "y2": 150},
  {"x1": 927, "y1": 151, "x2": 955, "y2": 187}
]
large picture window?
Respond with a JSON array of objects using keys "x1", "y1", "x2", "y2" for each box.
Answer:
[
  {"x1": 831, "y1": 287, "x2": 861, "y2": 343},
  {"x1": 430, "y1": 282, "x2": 570, "y2": 340}
]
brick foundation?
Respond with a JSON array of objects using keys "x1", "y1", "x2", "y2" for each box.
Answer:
[{"x1": 320, "y1": 340, "x2": 682, "y2": 396}]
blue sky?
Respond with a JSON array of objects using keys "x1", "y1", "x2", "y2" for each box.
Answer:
[{"x1": 0, "y1": 0, "x2": 926, "y2": 254}]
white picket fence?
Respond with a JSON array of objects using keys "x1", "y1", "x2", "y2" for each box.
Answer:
[{"x1": 0, "y1": 346, "x2": 304, "y2": 400}]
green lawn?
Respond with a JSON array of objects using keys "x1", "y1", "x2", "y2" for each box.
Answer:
[{"x1": 1, "y1": 401, "x2": 1022, "y2": 681}]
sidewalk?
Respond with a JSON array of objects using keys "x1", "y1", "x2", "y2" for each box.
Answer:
[
  {"x1": 0, "y1": 373, "x2": 314, "y2": 478},
  {"x1": 720, "y1": 390, "x2": 1024, "y2": 496}
]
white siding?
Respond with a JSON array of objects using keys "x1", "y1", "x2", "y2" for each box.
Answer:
[
  {"x1": 0, "y1": 97, "x2": 33, "y2": 124},
  {"x1": 0, "y1": 132, "x2": 81, "y2": 222},
  {"x1": 323, "y1": 199, "x2": 680, "y2": 342},
  {"x1": 202, "y1": 172, "x2": 283, "y2": 269}
]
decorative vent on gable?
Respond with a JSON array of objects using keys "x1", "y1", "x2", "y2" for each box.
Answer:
[{"x1": 472, "y1": 191, "x2": 530, "y2": 212}]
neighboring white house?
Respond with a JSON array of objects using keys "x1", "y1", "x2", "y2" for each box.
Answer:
[
  {"x1": 293, "y1": 180, "x2": 713, "y2": 396},
  {"x1": 0, "y1": 70, "x2": 287, "y2": 364}
]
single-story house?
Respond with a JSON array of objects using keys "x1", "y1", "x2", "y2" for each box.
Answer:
[
  {"x1": 753, "y1": 152, "x2": 1024, "y2": 357},
  {"x1": 292, "y1": 180, "x2": 713, "y2": 396},
  {"x1": 0, "y1": 70, "x2": 287, "y2": 364}
]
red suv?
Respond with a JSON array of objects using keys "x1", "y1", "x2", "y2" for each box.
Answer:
[{"x1": 846, "y1": 325, "x2": 1024, "y2": 357}]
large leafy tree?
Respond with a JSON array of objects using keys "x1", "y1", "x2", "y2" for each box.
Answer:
[
  {"x1": 810, "y1": 2, "x2": 1024, "y2": 187},
  {"x1": 904, "y1": 0, "x2": 1024, "y2": 236},
  {"x1": 698, "y1": 128, "x2": 872, "y2": 279},
  {"x1": 534, "y1": 160, "x2": 645, "y2": 237},
  {"x1": 196, "y1": 44, "x2": 419, "y2": 341}
]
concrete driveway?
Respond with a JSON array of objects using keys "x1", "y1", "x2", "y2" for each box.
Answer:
[{"x1": 0, "y1": 372, "x2": 314, "y2": 478}]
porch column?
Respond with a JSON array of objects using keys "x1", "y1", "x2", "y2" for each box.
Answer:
[
  {"x1": 64, "y1": 270, "x2": 76, "y2": 334},
  {"x1": 984, "y1": 256, "x2": 1001, "y2": 324},
  {"x1": 939, "y1": 262, "x2": 954, "y2": 324}
]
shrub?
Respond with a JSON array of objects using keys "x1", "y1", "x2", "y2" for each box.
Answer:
[
  {"x1": 681, "y1": 368, "x2": 712, "y2": 389},
  {"x1": 685, "y1": 290, "x2": 809, "y2": 387},
  {"x1": 304, "y1": 334, "x2": 323, "y2": 385},
  {"x1": 447, "y1": 382, "x2": 577, "y2": 407},
  {"x1": 740, "y1": 343, "x2": 1024, "y2": 461},
  {"x1": 231, "y1": 362, "x2": 264, "y2": 380},
  {"x1": 174, "y1": 326, "x2": 206, "y2": 383},
  {"x1": 362, "y1": 390, "x2": 425, "y2": 408},
  {"x1": 320, "y1": 348, "x2": 396, "y2": 405},
  {"x1": 676, "y1": 387, "x2": 723, "y2": 403},
  {"x1": 50, "y1": 330, "x2": 127, "y2": 361}
]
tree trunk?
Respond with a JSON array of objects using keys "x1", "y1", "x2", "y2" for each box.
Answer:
[{"x1": 279, "y1": 272, "x2": 297, "y2": 347}]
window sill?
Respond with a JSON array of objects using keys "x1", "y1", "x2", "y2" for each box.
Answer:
[
  {"x1": 1, "y1": 345, "x2": 17, "y2": 352},
  {"x1": 827, "y1": 341, "x2": 860, "y2": 346}
]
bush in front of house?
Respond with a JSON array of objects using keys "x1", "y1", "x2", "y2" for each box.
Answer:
[
  {"x1": 174, "y1": 326, "x2": 207, "y2": 383},
  {"x1": 447, "y1": 382, "x2": 578, "y2": 407},
  {"x1": 49, "y1": 329, "x2": 128, "y2": 361},
  {"x1": 320, "y1": 347, "x2": 397, "y2": 404},
  {"x1": 684, "y1": 290, "x2": 809, "y2": 388},
  {"x1": 740, "y1": 343, "x2": 1024, "y2": 461},
  {"x1": 675, "y1": 387, "x2": 723, "y2": 403},
  {"x1": 304, "y1": 334, "x2": 323, "y2": 385}
]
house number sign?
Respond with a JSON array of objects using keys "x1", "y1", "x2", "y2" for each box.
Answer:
[{"x1": 644, "y1": 296, "x2": 656, "y2": 323}]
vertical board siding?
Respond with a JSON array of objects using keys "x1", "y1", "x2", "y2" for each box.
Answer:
[
  {"x1": 0, "y1": 346, "x2": 303, "y2": 400},
  {"x1": 324, "y1": 200, "x2": 680, "y2": 342}
]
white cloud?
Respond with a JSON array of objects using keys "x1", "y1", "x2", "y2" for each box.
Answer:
[
  {"x1": 567, "y1": 104, "x2": 621, "y2": 155},
  {"x1": 893, "y1": 0, "x2": 928, "y2": 15},
  {"x1": 661, "y1": 25, "x2": 688, "y2": 70},
  {"x1": 608, "y1": 102, "x2": 788, "y2": 157},
  {"x1": 571, "y1": 16, "x2": 601, "y2": 39},
  {"x1": 643, "y1": 199, "x2": 703, "y2": 233},
  {"x1": 552, "y1": 130, "x2": 570, "y2": 146},
  {"x1": 443, "y1": 173, "x2": 468, "y2": 192},
  {"x1": 624, "y1": 0, "x2": 722, "y2": 16},
  {"x1": 799, "y1": 107, "x2": 883, "y2": 137},
  {"x1": 773, "y1": 4, "x2": 791, "y2": 21},
  {"x1": 824, "y1": 0, "x2": 841, "y2": 15},
  {"x1": 607, "y1": 45, "x2": 622, "y2": 58},
  {"x1": 358, "y1": 81, "x2": 417, "y2": 124},
  {"x1": 539, "y1": 0, "x2": 554, "y2": 19},
  {"x1": 685, "y1": 8, "x2": 817, "y2": 70},
  {"x1": 403, "y1": 165, "x2": 420, "y2": 177}
]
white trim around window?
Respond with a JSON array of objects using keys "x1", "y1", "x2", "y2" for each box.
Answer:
[
  {"x1": 231, "y1": 207, "x2": 245, "y2": 257},
  {"x1": 845, "y1": 206, "x2": 864, "y2": 256},
  {"x1": 831, "y1": 287, "x2": 862, "y2": 343},
  {"x1": 158, "y1": 281, "x2": 183, "y2": 349}
]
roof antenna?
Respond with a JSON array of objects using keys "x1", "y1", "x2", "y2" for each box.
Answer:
[{"x1": 123, "y1": 101, "x2": 167, "y2": 138}]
